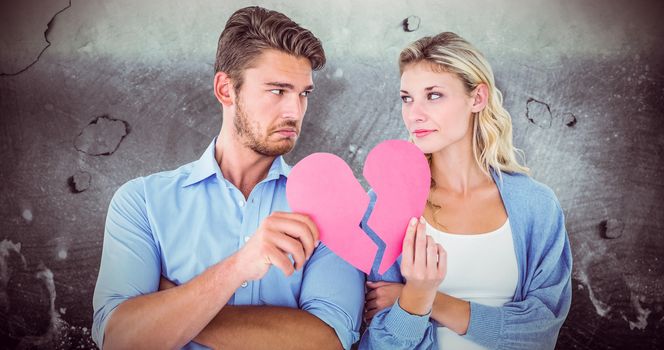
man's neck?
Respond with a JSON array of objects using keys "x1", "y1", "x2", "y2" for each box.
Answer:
[{"x1": 214, "y1": 134, "x2": 276, "y2": 199}]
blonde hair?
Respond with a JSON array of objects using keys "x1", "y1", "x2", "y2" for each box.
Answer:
[{"x1": 399, "y1": 32, "x2": 529, "y2": 178}]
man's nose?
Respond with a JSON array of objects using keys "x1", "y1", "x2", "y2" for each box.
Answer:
[{"x1": 282, "y1": 94, "x2": 304, "y2": 120}]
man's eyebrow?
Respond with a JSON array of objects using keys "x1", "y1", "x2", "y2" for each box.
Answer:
[
  {"x1": 265, "y1": 82, "x2": 315, "y2": 91},
  {"x1": 265, "y1": 82, "x2": 294, "y2": 89}
]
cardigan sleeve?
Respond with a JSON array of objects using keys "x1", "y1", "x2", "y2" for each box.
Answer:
[
  {"x1": 463, "y1": 196, "x2": 573, "y2": 349},
  {"x1": 358, "y1": 299, "x2": 437, "y2": 350}
]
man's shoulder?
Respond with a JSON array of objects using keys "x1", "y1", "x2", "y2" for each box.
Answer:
[
  {"x1": 143, "y1": 161, "x2": 198, "y2": 186},
  {"x1": 113, "y1": 160, "x2": 198, "y2": 200}
]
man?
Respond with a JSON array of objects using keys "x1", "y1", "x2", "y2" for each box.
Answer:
[{"x1": 92, "y1": 6, "x2": 364, "y2": 350}]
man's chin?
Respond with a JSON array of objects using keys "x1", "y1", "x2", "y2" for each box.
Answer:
[{"x1": 252, "y1": 140, "x2": 296, "y2": 157}]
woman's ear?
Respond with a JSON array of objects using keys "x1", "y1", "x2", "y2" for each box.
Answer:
[
  {"x1": 471, "y1": 83, "x2": 489, "y2": 113},
  {"x1": 214, "y1": 71, "x2": 235, "y2": 107}
]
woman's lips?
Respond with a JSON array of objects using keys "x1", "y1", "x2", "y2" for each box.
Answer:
[{"x1": 413, "y1": 129, "x2": 435, "y2": 138}]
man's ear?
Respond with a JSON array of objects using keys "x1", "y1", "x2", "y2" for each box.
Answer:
[
  {"x1": 471, "y1": 83, "x2": 489, "y2": 113},
  {"x1": 214, "y1": 71, "x2": 235, "y2": 107}
]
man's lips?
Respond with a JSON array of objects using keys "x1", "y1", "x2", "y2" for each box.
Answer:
[
  {"x1": 413, "y1": 129, "x2": 435, "y2": 138},
  {"x1": 275, "y1": 129, "x2": 298, "y2": 137}
]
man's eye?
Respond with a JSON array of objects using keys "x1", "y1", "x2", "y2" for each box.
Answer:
[
  {"x1": 300, "y1": 91, "x2": 311, "y2": 97},
  {"x1": 270, "y1": 89, "x2": 284, "y2": 95},
  {"x1": 401, "y1": 95, "x2": 412, "y2": 103}
]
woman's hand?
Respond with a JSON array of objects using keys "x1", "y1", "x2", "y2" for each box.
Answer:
[
  {"x1": 398, "y1": 216, "x2": 447, "y2": 315},
  {"x1": 364, "y1": 281, "x2": 404, "y2": 322}
]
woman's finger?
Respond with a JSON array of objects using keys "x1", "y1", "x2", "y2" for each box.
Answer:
[
  {"x1": 426, "y1": 235, "x2": 438, "y2": 271},
  {"x1": 437, "y1": 243, "x2": 447, "y2": 279},
  {"x1": 413, "y1": 217, "x2": 427, "y2": 268},
  {"x1": 401, "y1": 217, "x2": 418, "y2": 266}
]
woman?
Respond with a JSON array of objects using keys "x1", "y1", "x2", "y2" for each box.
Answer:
[{"x1": 358, "y1": 32, "x2": 572, "y2": 349}]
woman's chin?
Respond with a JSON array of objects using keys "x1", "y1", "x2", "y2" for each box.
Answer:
[{"x1": 412, "y1": 140, "x2": 442, "y2": 155}]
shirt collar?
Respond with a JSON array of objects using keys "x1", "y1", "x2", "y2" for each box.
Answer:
[{"x1": 182, "y1": 137, "x2": 291, "y2": 188}]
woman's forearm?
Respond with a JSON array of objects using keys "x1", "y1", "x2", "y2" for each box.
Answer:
[{"x1": 430, "y1": 292, "x2": 471, "y2": 335}]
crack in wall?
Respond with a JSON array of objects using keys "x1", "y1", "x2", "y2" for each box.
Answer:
[{"x1": 0, "y1": 0, "x2": 72, "y2": 77}]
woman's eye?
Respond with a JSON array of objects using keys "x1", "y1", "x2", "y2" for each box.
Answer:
[
  {"x1": 428, "y1": 92, "x2": 442, "y2": 100},
  {"x1": 401, "y1": 95, "x2": 412, "y2": 103}
]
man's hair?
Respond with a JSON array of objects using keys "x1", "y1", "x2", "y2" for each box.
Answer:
[{"x1": 214, "y1": 6, "x2": 326, "y2": 92}]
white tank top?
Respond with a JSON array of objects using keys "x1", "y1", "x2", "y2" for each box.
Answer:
[{"x1": 426, "y1": 219, "x2": 518, "y2": 350}]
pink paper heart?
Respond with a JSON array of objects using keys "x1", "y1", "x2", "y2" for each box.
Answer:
[
  {"x1": 286, "y1": 153, "x2": 378, "y2": 274},
  {"x1": 286, "y1": 140, "x2": 430, "y2": 275},
  {"x1": 364, "y1": 140, "x2": 431, "y2": 274}
]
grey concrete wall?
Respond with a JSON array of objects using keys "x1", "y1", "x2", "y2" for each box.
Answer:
[{"x1": 1, "y1": 0, "x2": 662, "y2": 348}]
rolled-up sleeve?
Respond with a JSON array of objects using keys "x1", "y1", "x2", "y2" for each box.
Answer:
[
  {"x1": 92, "y1": 178, "x2": 161, "y2": 348},
  {"x1": 299, "y1": 244, "x2": 365, "y2": 349}
]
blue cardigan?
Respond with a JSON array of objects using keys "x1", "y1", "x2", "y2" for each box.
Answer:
[{"x1": 359, "y1": 170, "x2": 573, "y2": 349}]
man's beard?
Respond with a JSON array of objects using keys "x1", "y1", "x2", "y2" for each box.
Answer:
[{"x1": 233, "y1": 97, "x2": 298, "y2": 157}]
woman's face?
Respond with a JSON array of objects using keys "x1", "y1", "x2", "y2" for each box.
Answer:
[{"x1": 400, "y1": 62, "x2": 476, "y2": 155}]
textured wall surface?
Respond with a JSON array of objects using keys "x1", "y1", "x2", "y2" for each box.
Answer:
[{"x1": 1, "y1": 0, "x2": 662, "y2": 348}]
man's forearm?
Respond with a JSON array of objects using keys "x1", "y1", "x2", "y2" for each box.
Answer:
[
  {"x1": 104, "y1": 257, "x2": 244, "y2": 349},
  {"x1": 431, "y1": 292, "x2": 471, "y2": 335},
  {"x1": 194, "y1": 305, "x2": 343, "y2": 350}
]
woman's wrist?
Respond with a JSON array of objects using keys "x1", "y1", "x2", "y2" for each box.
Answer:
[{"x1": 398, "y1": 283, "x2": 437, "y2": 316}]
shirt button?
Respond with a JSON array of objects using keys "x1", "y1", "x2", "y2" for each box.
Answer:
[
  {"x1": 244, "y1": 236, "x2": 250, "y2": 242},
  {"x1": 241, "y1": 281, "x2": 248, "y2": 288},
  {"x1": 238, "y1": 200, "x2": 245, "y2": 208}
]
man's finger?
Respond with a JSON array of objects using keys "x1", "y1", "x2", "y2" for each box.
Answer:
[
  {"x1": 274, "y1": 211, "x2": 320, "y2": 245},
  {"x1": 365, "y1": 289, "x2": 378, "y2": 301},
  {"x1": 268, "y1": 232, "x2": 306, "y2": 271},
  {"x1": 365, "y1": 309, "x2": 379, "y2": 321},
  {"x1": 266, "y1": 246, "x2": 295, "y2": 277},
  {"x1": 268, "y1": 214, "x2": 316, "y2": 260},
  {"x1": 366, "y1": 281, "x2": 393, "y2": 289},
  {"x1": 159, "y1": 276, "x2": 176, "y2": 291},
  {"x1": 365, "y1": 299, "x2": 379, "y2": 310}
]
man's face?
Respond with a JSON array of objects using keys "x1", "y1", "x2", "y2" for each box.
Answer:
[{"x1": 233, "y1": 49, "x2": 314, "y2": 157}]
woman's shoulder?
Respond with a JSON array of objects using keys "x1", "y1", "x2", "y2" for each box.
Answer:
[
  {"x1": 495, "y1": 170, "x2": 562, "y2": 213},
  {"x1": 497, "y1": 171, "x2": 568, "y2": 250}
]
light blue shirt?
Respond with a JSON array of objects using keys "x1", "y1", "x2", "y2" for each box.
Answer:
[
  {"x1": 359, "y1": 170, "x2": 573, "y2": 349},
  {"x1": 92, "y1": 138, "x2": 365, "y2": 349}
]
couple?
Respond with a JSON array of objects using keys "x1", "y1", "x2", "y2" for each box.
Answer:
[{"x1": 92, "y1": 6, "x2": 572, "y2": 350}]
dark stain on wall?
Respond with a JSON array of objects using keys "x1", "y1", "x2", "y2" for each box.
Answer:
[{"x1": 74, "y1": 116, "x2": 130, "y2": 156}]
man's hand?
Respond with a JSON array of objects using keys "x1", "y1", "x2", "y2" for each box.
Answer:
[
  {"x1": 232, "y1": 211, "x2": 320, "y2": 281},
  {"x1": 364, "y1": 281, "x2": 404, "y2": 322},
  {"x1": 159, "y1": 276, "x2": 177, "y2": 291}
]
